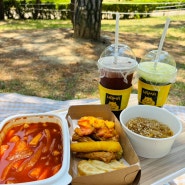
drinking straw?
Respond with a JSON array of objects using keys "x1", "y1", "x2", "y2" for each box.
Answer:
[
  {"x1": 114, "y1": 12, "x2": 120, "y2": 64},
  {"x1": 154, "y1": 18, "x2": 171, "y2": 68}
]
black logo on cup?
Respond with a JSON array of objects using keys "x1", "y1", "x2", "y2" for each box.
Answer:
[
  {"x1": 105, "y1": 93, "x2": 122, "y2": 111},
  {"x1": 140, "y1": 88, "x2": 158, "y2": 105}
]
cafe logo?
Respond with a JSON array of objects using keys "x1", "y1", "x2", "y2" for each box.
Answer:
[
  {"x1": 105, "y1": 93, "x2": 122, "y2": 111},
  {"x1": 140, "y1": 88, "x2": 158, "y2": 105}
]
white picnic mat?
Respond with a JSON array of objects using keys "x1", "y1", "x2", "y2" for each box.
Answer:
[{"x1": 0, "y1": 93, "x2": 184, "y2": 123}]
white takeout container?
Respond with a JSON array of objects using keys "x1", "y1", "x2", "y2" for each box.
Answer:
[
  {"x1": 0, "y1": 113, "x2": 72, "y2": 185},
  {"x1": 119, "y1": 105, "x2": 182, "y2": 158}
]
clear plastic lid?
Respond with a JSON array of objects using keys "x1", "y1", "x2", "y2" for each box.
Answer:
[
  {"x1": 138, "y1": 50, "x2": 177, "y2": 84},
  {"x1": 98, "y1": 44, "x2": 138, "y2": 72},
  {"x1": 140, "y1": 50, "x2": 176, "y2": 67}
]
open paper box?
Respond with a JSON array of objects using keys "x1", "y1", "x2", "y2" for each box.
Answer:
[{"x1": 66, "y1": 104, "x2": 141, "y2": 185}]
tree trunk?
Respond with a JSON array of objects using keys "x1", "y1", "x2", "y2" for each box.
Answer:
[
  {"x1": 73, "y1": 0, "x2": 102, "y2": 40},
  {"x1": 33, "y1": 0, "x2": 41, "y2": 19},
  {"x1": 70, "y1": 0, "x2": 75, "y2": 28},
  {"x1": 0, "y1": 0, "x2": 4, "y2": 20}
]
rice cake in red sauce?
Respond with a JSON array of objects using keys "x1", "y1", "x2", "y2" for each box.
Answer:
[{"x1": 0, "y1": 122, "x2": 63, "y2": 184}]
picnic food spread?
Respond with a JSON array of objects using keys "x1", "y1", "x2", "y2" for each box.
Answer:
[
  {"x1": 0, "y1": 122, "x2": 63, "y2": 184},
  {"x1": 126, "y1": 117, "x2": 174, "y2": 138},
  {"x1": 70, "y1": 116, "x2": 125, "y2": 176}
]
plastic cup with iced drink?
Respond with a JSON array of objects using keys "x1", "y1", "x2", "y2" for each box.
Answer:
[
  {"x1": 137, "y1": 50, "x2": 177, "y2": 106},
  {"x1": 98, "y1": 44, "x2": 138, "y2": 119}
]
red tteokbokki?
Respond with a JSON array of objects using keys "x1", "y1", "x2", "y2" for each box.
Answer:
[{"x1": 0, "y1": 115, "x2": 66, "y2": 184}]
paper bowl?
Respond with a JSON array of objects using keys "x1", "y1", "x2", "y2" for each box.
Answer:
[
  {"x1": 119, "y1": 105, "x2": 182, "y2": 158},
  {"x1": 0, "y1": 113, "x2": 72, "y2": 185}
]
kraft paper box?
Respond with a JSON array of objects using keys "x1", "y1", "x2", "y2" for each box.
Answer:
[{"x1": 66, "y1": 104, "x2": 141, "y2": 185}]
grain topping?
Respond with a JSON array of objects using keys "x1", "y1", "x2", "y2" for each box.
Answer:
[{"x1": 126, "y1": 117, "x2": 173, "y2": 138}]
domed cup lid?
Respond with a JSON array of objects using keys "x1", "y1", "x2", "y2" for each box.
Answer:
[{"x1": 138, "y1": 50, "x2": 177, "y2": 84}]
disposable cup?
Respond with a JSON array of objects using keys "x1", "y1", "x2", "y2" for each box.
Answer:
[
  {"x1": 98, "y1": 44, "x2": 138, "y2": 119},
  {"x1": 137, "y1": 50, "x2": 177, "y2": 106}
]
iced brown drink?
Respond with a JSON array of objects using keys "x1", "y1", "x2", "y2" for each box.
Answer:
[{"x1": 98, "y1": 44, "x2": 138, "y2": 119}]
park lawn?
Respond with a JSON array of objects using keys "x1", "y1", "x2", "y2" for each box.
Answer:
[
  {"x1": 13, "y1": 0, "x2": 185, "y2": 4},
  {"x1": 1, "y1": 15, "x2": 184, "y2": 43},
  {"x1": 0, "y1": 15, "x2": 185, "y2": 105}
]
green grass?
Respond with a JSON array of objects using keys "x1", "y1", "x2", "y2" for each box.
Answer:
[
  {"x1": 103, "y1": 0, "x2": 185, "y2": 3},
  {"x1": 1, "y1": 15, "x2": 184, "y2": 36},
  {"x1": 3, "y1": 15, "x2": 184, "y2": 43},
  {"x1": 0, "y1": 15, "x2": 184, "y2": 105},
  {"x1": 13, "y1": 0, "x2": 185, "y2": 4},
  {"x1": 47, "y1": 0, "x2": 185, "y2": 3},
  {"x1": 102, "y1": 15, "x2": 185, "y2": 42},
  {"x1": 0, "y1": 19, "x2": 72, "y2": 30}
]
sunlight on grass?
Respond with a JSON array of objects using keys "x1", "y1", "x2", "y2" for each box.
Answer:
[
  {"x1": 101, "y1": 15, "x2": 185, "y2": 44},
  {"x1": 101, "y1": 15, "x2": 185, "y2": 37},
  {"x1": 20, "y1": 0, "x2": 185, "y2": 4},
  {"x1": 1, "y1": 15, "x2": 184, "y2": 38},
  {"x1": 0, "y1": 15, "x2": 184, "y2": 104},
  {"x1": 0, "y1": 20, "x2": 72, "y2": 30},
  {"x1": 103, "y1": 0, "x2": 184, "y2": 3}
]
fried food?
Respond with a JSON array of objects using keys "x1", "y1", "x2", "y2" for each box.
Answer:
[
  {"x1": 70, "y1": 141, "x2": 122, "y2": 153},
  {"x1": 71, "y1": 116, "x2": 123, "y2": 164},
  {"x1": 78, "y1": 160, "x2": 105, "y2": 176},
  {"x1": 76, "y1": 151, "x2": 119, "y2": 163},
  {"x1": 73, "y1": 116, "x2": 119, "y2": 141},
  {"x1": 78, "y1": 159, "x2": 125, "y2": 176},
  {"x1": 72, "y1": 133, "x2": 94, "y2": 142}
]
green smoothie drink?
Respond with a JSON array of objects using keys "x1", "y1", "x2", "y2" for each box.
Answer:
[{"x1": 137, "y1": 50, "x2": 177, "y2": 106}]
